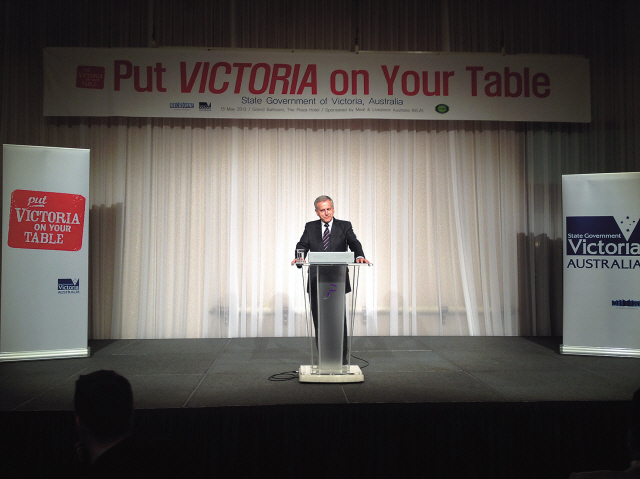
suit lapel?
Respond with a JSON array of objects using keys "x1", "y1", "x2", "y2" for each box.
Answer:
[
  {"x1": 329, "y1": 219, "x2": 340, "y2": 251},
  {"x1": 313, "y1": 220, "x2": 323, "y2": 251}
]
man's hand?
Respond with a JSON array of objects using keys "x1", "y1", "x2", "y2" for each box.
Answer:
[
  {"x1": 291, "y1": 258, "x2": 305, "y2": 266},
  {"x1": 356, "y1": 257, "x2": 370, "y2": 264}
]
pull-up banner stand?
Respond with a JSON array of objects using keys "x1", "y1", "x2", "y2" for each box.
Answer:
[
  {"x1": 561, "y1": 173, "x2": 640, "y2": 358},
  {"x1": 1, "y1": 145, "x2": 90, "y2": 362}
]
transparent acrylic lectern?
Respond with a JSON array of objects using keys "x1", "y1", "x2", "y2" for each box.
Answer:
[{"x1": 296, "y1": 251, "x2": 370, "y2": 383}]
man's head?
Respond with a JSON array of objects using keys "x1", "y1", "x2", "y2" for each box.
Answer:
[
  {"x1": 74, "y1": 370, "x2": 134, "y2": 444},
  {"x1": 314, "y1": 195, "x2": 334, "y2": 223}
]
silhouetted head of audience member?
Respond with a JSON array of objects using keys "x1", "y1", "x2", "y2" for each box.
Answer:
[
  {"x1": 629, "y1": 387, "x2": 640, "y2": 460},
  {"x1": 570, "y1": 386, "x2": 640, "y2": 478},
  {"x1": 74, "y1": 370, "x2": 134, "y2": 462}
]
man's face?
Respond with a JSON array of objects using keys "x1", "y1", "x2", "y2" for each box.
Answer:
[{"x1": 315, "y1": 200, "x2": 334, "y2": 223}]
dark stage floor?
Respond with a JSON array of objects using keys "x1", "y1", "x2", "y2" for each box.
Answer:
[
  {"x1": 1, "y1": 336, "x2": 638, "y2": 478},
  {"x1": 1, "y1": 336, "x2": 638, "y2": 411}
]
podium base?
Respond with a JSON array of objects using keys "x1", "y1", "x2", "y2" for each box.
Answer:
[
  {"x1": 0, "y1": 347, "x2": 90, "y2": 362},
  {"x1": 298, "y1": 364, "x2": 364, "y2": 383}
]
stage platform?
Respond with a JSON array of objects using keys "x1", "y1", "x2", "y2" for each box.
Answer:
[{"x1": 1, "y1": 336, "x2": 638, "y2": 478}]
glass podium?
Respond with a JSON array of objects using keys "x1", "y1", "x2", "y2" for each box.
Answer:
[{"x1": 295, "y1": 252, "x2": 371, "y2": 383}]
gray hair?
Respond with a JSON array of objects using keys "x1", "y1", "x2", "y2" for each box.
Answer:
[{"x1": 314, "y1": 195, "x2": 334, "y2": 209}]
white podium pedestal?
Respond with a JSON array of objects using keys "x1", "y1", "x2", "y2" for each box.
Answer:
[{"x1": 298, "y1": 364, "x2": 364, "y2": 383}]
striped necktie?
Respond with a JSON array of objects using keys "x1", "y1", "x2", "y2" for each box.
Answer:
[{"x1": 322, "y1": 223, "x2": 330, "y2": 251}]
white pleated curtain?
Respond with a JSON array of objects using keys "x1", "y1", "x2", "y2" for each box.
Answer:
[
  {"x1": 2, "y1": 0, "x2": 638, "y2": 339},
  {"x1": 85, "y1": 118, "x2": 523, "y2": 338}
]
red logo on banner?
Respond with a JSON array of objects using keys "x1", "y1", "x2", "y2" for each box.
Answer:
[
  {"x1": 8, "y1": 190, "x2": 86, "y2": 251},
  {"x1": 76, "y1": 66, "x2": 105, "y2": 89}
]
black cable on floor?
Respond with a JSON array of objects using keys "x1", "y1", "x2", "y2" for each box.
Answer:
[
  {"x1": 349, "y1": 354, "x2": 369, "y2": 369},
  {"x1": 268, "y1": 370, "x2": 299, "y2": 381}
]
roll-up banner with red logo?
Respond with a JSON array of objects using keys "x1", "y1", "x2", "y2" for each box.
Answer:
[
  {"x1": 1, "y1": 145, "x2": 90, "y2": 362},
  {"x1": 562, "y1": 173, "x2": 640, "y2": 358},
  {"x1": 44, "y1": 47, "x2": 591, "y2": 122}
]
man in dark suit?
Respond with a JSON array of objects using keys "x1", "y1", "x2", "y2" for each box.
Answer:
[{"x1": 291, "y1": 195, "x2": 370, "y2": 364}]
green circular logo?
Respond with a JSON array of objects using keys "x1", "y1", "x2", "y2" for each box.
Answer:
[{"x1": 435, "y1": 104, "x2": 450, "y2": 114}]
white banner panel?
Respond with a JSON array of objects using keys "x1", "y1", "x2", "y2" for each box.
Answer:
[
  {"x1": 44, "y1": 47, "x2": 590, "y2": 122},
  {"x1": 1, "y1": 145, "x2": 90, "y2": 361},
  {"x1": 562, "y1": 173, "x2": 640, "y2": 358}
]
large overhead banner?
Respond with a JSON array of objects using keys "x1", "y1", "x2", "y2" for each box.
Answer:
[
  {"x1": 1, "y1": 144, "x2": 90, "y2": 362},
  {"x1": 562, "y1": 173, "x2": 640, "y2": 358},
  {"x1": 44, "y1": 47, "x2": 590, "y2": 122}
]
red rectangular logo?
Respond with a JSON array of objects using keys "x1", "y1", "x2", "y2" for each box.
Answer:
[
  {"x1": 8, "y1": 190, "x2": 86, "y2": 251},
  {"x1": 76, "y1": 65, "x2": 105, "y2": 89}
]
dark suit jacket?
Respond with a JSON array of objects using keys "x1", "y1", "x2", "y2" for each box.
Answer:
[{"x1": 295, "y1": 218, "x2": 365, "y2": 294}]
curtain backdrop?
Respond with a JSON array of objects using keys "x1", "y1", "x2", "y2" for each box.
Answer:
[{"x1": 1, "y1": 0, "x2": 639, "y2": 339}]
